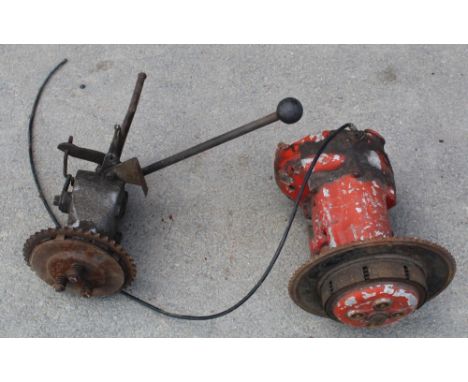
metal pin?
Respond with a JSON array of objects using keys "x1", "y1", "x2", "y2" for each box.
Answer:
[
  {"x1": 68, "y1": 263, "x2": 83, "y2": 283},
  {"x1": 53, "y1": 275, "x2": 67, "y2": 292}
]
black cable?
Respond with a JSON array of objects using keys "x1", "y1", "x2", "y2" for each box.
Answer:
[
  {"x1": 120, "y1": 123, "x2": 354, "y2": 320},
  {"x1": 29, "y1": 58, "x2": 68, "y2": 228},
  {"x1": 29, "y1": 59, "x2": 354, "y2": 321}
]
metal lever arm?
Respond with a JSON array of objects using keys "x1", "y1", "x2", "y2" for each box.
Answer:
[
  {"x1": 57, "y1": 142, "x2": 106, "y2": 165},
  {"x1": 142, "y1": 97, "x2": 303, "y2": 176},
  {"x1": 114, "y1": 72, "x2": 147, "y2": 159}
]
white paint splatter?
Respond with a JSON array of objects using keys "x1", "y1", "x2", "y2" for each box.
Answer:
[
  {"x1": 367, "y1": 150, "x2": 382, "y2": 170},
  {"x1": 383, "y1": 284, "x2": 395, "y2": 294},
  {"x1": 355, "y1": 207, "x2": 362, "y2": 213},
  {"x1": 324, "y1": 207, "x2": 332, "y2": 223},
  {"x1": 301, "y1": 158, "x2": 314, "y2": 167},
  {"x1": 394, "y1": 289, "x2": 418, "y2": 307},
  {"x1": 362, "y1": 291, "x2": 376, "y2": 299},
  {"x1": 351, "y1": 225, "x2": 357, "y2": 240},
  {"x1": 323, "y1": 187, "x2": 330, "y2": 197},
  {"x1": 318, "y1": 154, "x2": 329, "y2": 164},
  {"x1": 310, "y1": 133, "x2": 325, "y2": 142},
  {"x1": 328, "y1": 230, "x2": 337, "y2": 248},
  {"x1": 345, "y1": 296, "x2": 357, "y2": 306}
]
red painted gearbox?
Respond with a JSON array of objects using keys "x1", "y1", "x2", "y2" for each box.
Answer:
[
  {"x1": 275, "y1": 129, "x2": 396, "y2": 255},
  {"x1": 275, "y1": 129, "x2": 407, "y2": 327},
  {"x1": 277, "y1": 128, "x2": 455, "y2": 328}
]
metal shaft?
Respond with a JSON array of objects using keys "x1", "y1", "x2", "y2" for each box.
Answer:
[
  {"x1": 142, "y1": 112, "x2": 279, "y2": 175},
  {"x1": 116, "y1": 72, "x2": 147, "y2": 158}
]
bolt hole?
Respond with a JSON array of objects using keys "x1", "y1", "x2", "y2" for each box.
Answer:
[
  {"x1": 348, "y1": 311, "x2": 365, "y2": 320},
  {"x1": 328, "y1": 281, "x2": 334, "y2": 293},
  {"x1": 376, "y1": 303, "x2": 389, "y2": 309},
  {"x1": 374, "y1": 299, "x2": 392, "y2": 310},
  {"x1": 403, "y1": 265, "x2": 410, "y2": 280},
  {"x1": 288, "y1": 184, "x2": 295, "y2": 191},
  {"x1": 362, "y1": 266, "x2": 370, "y2": 280}
]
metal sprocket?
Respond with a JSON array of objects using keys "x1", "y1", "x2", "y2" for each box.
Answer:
[{"x1": 24, "y1": 227, "x2": 136, "y2": 296}]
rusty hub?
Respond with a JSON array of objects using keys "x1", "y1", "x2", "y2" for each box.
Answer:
[
  {"x1": 288, "y1": 237, "x2": 455, "y2": 327},
  {"x1": 24, "y1": 227, "x2": 136, "y2": 297}
]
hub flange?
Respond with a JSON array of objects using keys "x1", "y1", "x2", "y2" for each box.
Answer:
[{"x1": 288, "y1": 237, "x2": 455, "y2": 327}]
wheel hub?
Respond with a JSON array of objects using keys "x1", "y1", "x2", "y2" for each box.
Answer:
[
  {"x1": 288, "y1": 237, "x2": 455, "y2": 327},
  {"x1": 24, "y1": 228, "x2": 136, "y2": 297},
  {"x1": 330, "y1": 281, "x2": 421, "y2": 327}
]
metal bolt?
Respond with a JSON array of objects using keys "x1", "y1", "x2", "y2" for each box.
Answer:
[
  {"x1": 52, "y1": 275, "x2": 67, "y2": 292},
  {"x1": 373, "y1": 298, "x2": 392, "y2": 311},
  {"x1": 348, "y1": 310, "x2": 366, "y2": 320},
  {"x1": 68, "y1": 263, "x2": 84, "y2": 283},
  {"x1": 391, "y1": 312, "x2": 405, "y2": 319},
  {"x1": 80, "y1": 285, "x2": 93, "y2": 298}
]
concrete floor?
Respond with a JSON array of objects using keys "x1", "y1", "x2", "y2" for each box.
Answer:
[{"x1": 0, "y1": 45, "x2": 467, "y2": 337}]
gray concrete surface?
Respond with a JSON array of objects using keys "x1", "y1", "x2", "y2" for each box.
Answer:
[{"x1": 0, "y1": 45, "x2": 467, "y2": 337}]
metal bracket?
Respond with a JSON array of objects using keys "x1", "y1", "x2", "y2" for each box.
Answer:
[{"x1": 112, "y1": 157, "x2": 148, "y2": 196}]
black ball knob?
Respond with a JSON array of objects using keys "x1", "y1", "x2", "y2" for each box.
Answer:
[{"x1": 276, "y1": 97, "x2": 303, "y2": 124}]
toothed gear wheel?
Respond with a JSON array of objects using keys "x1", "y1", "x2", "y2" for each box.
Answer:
[{"x1": 24, "y1": 227, "x2": 136, "y2": 297}]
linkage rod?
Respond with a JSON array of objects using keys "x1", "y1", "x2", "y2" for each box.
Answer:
[
  {"x1": 142, "y1": 97, "x2": 303, "y2": 176},
  {"x1": 116, "y1": 72, "x2": 147, "y2": 158},
  {"x1": 142, "y1": 112, "x2": 278, "y2": 175}
]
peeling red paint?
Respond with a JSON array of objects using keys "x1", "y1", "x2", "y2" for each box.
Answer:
[
  {"x1": 310, "y1": 174, "x2": 394, "y2": 253},
  {"x1": 275, "y1": 129, "x2": 397, "y2": 255},
  {"x1": 332, "y1": 282, "x2": 420, "y2": 327}
]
